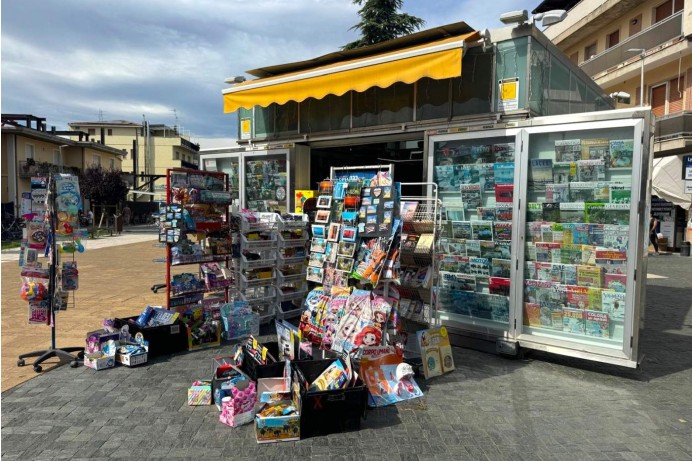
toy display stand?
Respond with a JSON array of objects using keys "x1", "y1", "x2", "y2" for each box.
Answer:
[{"x1": 17, "y1": 173, "x2": 84, "y2": 372}]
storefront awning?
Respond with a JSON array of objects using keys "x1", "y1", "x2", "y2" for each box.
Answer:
[{"x1": 223, "y1": 32, "x2": 479, "y2": 113}]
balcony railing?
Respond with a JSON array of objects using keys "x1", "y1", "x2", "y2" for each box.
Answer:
[
  {"x1": 580, "y1": 11, "x2": 683, "y2": 78},
  {"x1": 654, "y1": 111, "x2": 692, "y2": 142},
  {"x1": 18, "y1": 161, "x2": 80, "y2": 178},
  {"x1": 181, "y1": 138, "x2": 200, "y2": 151}
]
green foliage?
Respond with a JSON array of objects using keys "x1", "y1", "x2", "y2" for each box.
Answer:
[
  {"x1": 79, "y1": 166, "x2": 128, "y2": 206},
  {"x1": 343, "y1": 0, "x2": 425, "y2": 50}
]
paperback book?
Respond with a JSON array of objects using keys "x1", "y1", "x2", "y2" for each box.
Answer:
[
  {"x1": 581, "y1": 138, "x2": 610, "y2": 162},
  {"x1": 555, "y1": 139, "x2": 581, "y2": 162},
  {"x1": 577, "y1": 159, "x2": 606, "y2": 182},
  {"x1": 461, "y1": 184, "x2": 482, "y2": 210},
  {"x1": 562, "y1": 308, "x2": 586, "y2": 334},
  {"x1": 493, "y1": 162, "x2": 515, "y2": 184},
  {"x1": 608, "y1": 139, "x2": 634, "y2": 168},
  {"x1": 546, "y1": 183, "x2": 570, "y2": 203},
  {"x1": 602, "y1": 290, "x2": 626, "y2": 321},
  {"x1": 560, "y1": 202, "x2": 586, "y2": 223},
  {"x1": 553, "y1": 161, "x2": 578, "y2": 184},
  {"x1": 528, "y1": 159, "x2": 554, "y2": 191},
  {"x1": 585, "y1": 310, "x2": 610, "y2": 338}
]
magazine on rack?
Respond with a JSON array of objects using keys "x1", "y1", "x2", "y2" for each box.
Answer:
[
  {"x1": 585, "y1": 310, "x2": 610, "y2": 338},
  {"x1": 461, "y1": 184, "x2": 482, "y2": 209},
  {"x1": 560, "y1": 202, "x2": 586, "y2": 223},
  {"x1": 528, "y1": 159, "x2": 553, "y2": 191},
  {"x1": 459, "y1": 165, "x2": 480, "y2": 185},
  {"x1": 495, "y1": 184, "x2": 514, "y2": 203},
  {"x1": 562, "y1": 308, "x2": 586, "y2": 334},
  {"x1": 546, "y1": 183, "x2": 569, "y2": 203},
  {"x1": 602, "y1": 290, "x2": 626, "y2": 321},
  {"x1": 553, "y1": 161, "x2": 577, "y2": 184},
  {"x1": 489, "y1": 276, "x2": 511, "y2": 295},
  {"x1": 581, "y1": 138, "x2": 610, "y2": 162},
  {"x1": 609, "y1": 184, "x2": 631, "y2": 203},
  {"x1": 496, "y1": 202, "x2": 513, "y2": 221},
  {"x1": 570, "y1": 182, "x2": 598, "y2": 202},
  {"x1": 479, "y1": 163, "x2": 496, "y2": 192},
  {"x1": 493, "y1": 143, "x2": 515, "y2": 163},
  {"x1": 555, "y1": 139, "x2": 582, "y2": 162},
  {"x1": 608, "y1": 139, "x2": 634, "y2": 168},
  {"x1": 577, "y1": 159, "x2": 606, "y2": 181},
  {"x1": 527, "y1": 203, "x2": 543, "y2": 222},
  {"x1": 493, "y1": 162, "x2": 514, "y2": 184}
]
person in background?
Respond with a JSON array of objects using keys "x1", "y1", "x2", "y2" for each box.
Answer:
[
  {"x1": 649, "y1": 213, "x2": 659, "y2": 255},
  {"x1": 122, "y1": 204, "x2": 131, "y2": 226},
  {"x1": 87, "y1": 209, "x2": 94, "y2": 227}
]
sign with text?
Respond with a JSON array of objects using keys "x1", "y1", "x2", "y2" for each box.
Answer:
[{"x1": 684, "y1": 155, "x2": 692, "y2": 180}]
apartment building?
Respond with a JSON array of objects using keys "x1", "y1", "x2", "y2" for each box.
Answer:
[
  {"x1": 1, "y1": 114, "x2": 126, "y2": 216},
  {"x1": 67, "y1": 120, "x2": 200, "y2": 200},
  {"x1": 537, "y1": 0, "x2": 692, "y2": 248}
]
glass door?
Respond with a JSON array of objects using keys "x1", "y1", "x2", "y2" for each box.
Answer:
[
  {"x1": 517, "y1": 118, "x2": 645, "y2": 362},
  {"x1": 427, "y1": 129, "x2": 521, "y2": 334},
  {"x1": 243, "y1": 149, "x2": 289, "y2": 213}
]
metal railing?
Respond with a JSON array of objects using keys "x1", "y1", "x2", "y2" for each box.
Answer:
[
  {"x1": 654, "y1": 111, "x2": 692, "y2": 142},
  {"x1": 580, "y1": 11, "x2": 683, "y2": 77},
  {"x1": 18, "y1": 161, "x2": 80, "y2": 178}
]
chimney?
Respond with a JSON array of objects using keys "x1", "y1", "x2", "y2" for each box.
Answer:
[{"x1": 100, "y1": 128, "x2": 105, "y2": 144}]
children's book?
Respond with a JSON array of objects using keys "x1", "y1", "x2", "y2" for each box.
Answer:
[
  {"x1": 562, "y1": 308, "x2": 586, "y2": 334},
  {"x1": 577, "y1": 265, "x2": 604, "y2": 288},
  {"x1": 417, "y1": 327, "x2": 455, "y2": 378},
  {"x1": 602, "y1": 290, "x2": 626, "y2": 322},
  {"x1": 608, "y1": 139, "x2": 634, "y2": 168},
  {"x1": 570, "y1": 182, "x2": 598, "y2": 202},
  {"x1": 555, "y1": 139, "x2": 582, "y2": 162},
  {"x1": 495, "y1": 184, "x2": 514, "y2": 203},
  {"x1": 581, "y1": 138, "x2": 610, "y2": 162},
  {"x1": 360, "y1": 346, "x2": 423, "y2": 406},
  {"x1": 577, "y1": 159, "x2": 606, "y2": 182},
  {"x1": 585, "y1": 310, "x2": 610, "y2": 338},
  {"x1": 604, "y1": 273, "x2": 627, "y2": 293},
  {"x1": 545, "y1": 183, "x2": 570, "y2": 203},
  {"x1": 559, "y1": 202, "x2": 586, "y2": 223},
  {"x1": 528, "y1": 159, "x2": 553, "y2": 191},
  {"x1": 524, "y1": 302, "x2": 542, "y2": 326},
  {"x1": 553, "y1": 161, "x2": 578, "y2": 184},
  {"x1": 493, "y1": 222, "x2": 512, "y2": 241},
  {"x1": 461, "y1": 184, "x2": 482, "y2": 209},
  {"x1": 609, "y1": 184, "x2": 631, "y2": 204},
  {"x1": 493, "y1": 162, "x2": 514, "y2": 184}
]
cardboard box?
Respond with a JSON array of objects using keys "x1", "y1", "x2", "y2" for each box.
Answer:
[
  {"x1": 115, "y1": 344, "x2": 149, "y2": 367},
  {"x1": 255, "y1": 400, "x2": 300, "y2": 443},
  {"x1": 188, "y1": 381, "x2": 212, "y2": 406},
  {"x1": 83, "y1": 352, "x2": 116, "y2": 370},
  {"x1": 187, "y1": 321, "x2": 222, "y2": 352},
  {"x1": 113, "y1": 316, "x2": 188, "y2": 357}
]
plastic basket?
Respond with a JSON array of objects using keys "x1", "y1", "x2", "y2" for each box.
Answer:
[
  {"x1": 239, "y1": 270, "x2": 276, "y2": 290},
  {"x1": 234, "y1": 212, "x2": 280, "y2": 233},
  {"x1": 240, "y1": 232, "x2": 277, "y2": 251},
  {"x1": 221, "y1": 312, "x2": 260, "y2": 342},
  {"x1": 278, "y1": 252, "x2": 305, "y2": 267},
  {"x1": 240, "y1": 252, "x2": 277, "y2": 271},
  {"x1": 277, "y1": 213, "x2": 308, "y2": 230},
  {"x1": 277, "y1": 268, "x2": 306, "y2": 285},
  {"x1": 276, "y1": 285, "x2": 308, "y2": 303},
  {"x1": 277, "y1": 231, "x2": 308, "y2": 249}
]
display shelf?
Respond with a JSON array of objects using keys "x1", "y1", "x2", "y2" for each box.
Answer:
[
  {"x1": 277, "y1": 231, "x2": 308, "y2": 248},
  {"x1": 276, "y1": 284, "x2": 308, "y2": 303},
  {"x1": 170, "y1": 255, "x2": 231, "y2": 266},
  {"x1": 239, "y1": 252, "x2": 276, "y2": 271},
  {"x1": 276, "y1": 299, "x2": 303, "y2": 319},
  {"x1": 238, "y1": 270, "x2": 276, "y2": 290},
  {"x1": 170, "y1": 285, "x2": 229, "y2": 297},
  {"x1": 277, "y1": 268, "x2": 306, "y2": 285},
  {"x1": 234, "y1": 211, "x2": 281, "y2": 233},
  {"x1": 239, "y1": 232, "x2": 277, "y2": 251},
  {"x1": 278, "y1": 252, "x2": 305, "y2": 266}
]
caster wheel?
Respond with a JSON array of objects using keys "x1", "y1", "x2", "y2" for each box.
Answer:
[
  {"x1": 17, "y1": 359, "x2": 25, "y2": 367},
  {"x1": 33, "y1": 365, "x2": 42, "y2": 373},
  {"x1": 70, "y1": 361, "x2": 79, "y2": 368}
]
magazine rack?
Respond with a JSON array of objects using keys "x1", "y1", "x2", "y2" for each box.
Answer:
[{"x1": 17, "y1": 173, "x2": 84, "y2": 372}]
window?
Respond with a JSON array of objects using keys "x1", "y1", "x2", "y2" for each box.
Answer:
[
  {"x1": 53, "y1": 149, "x2": 62, "y2": 165},
  {"x1": 629, "y1": 14, "x2": 642, "y2": 36},
  {"x1": 584, "y1": 43, "x2": 597, "y2": 61},
  {"x1": 88, "y1": 128, "x2": 96, "y2": 136},
  {"x1": 651, "y1": 84, "x2": 666, "y2": 117},
  {"x1": 107, "y1": 129, "x2": 113, "y2": 136},
  {"x1": 654, "y1": 0, "x2": 681, "y2": 23},
  {"x1": 92, "y1": 155, "x2": 101, "y2": 167},
  {"x1": 109, "y1": 158, "x2": 115, "y2": 170},
  {"x1": 569, "y1": 52, "x2": 579, "y2": 64},
  {"x1": 607, "y1": 30, "x2": 620, "y2": 49},
  {"x1": 25, "y1": 144, "x2": 35, "y2": 160},
  {"x1": 173, "y1": 152, "x2": 180, "y2": 160}
]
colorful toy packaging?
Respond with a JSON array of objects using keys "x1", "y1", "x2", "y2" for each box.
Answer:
[
  {"x1": 188, "y1": 380, "x2": 212, "y2": 406},
  {"x1": 219, "y1": 380, "x2": 256, "y2": 427}
]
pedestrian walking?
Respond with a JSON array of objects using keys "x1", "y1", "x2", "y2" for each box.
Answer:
[
  {"x1": 649, "y1": 213, "x2": 659, "y2": 255},
  {"x1": 122, "y1": 205, "x2": 131, "y2": 226}
]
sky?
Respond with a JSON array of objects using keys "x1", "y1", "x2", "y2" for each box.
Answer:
[{"x1": 1, "y1": 0, "x2": 537, "y2": 148}]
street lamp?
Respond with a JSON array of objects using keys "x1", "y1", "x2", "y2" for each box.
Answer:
[{"x1": 627, "y1": 48, "x2": 646, "y2": 106}]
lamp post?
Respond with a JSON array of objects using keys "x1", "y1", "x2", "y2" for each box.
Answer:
[{"x1": 627, "y1": 48, "x2": 645, "y2": 106}]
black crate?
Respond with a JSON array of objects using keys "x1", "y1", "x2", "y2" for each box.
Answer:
[
  {"x1": 241, "y1": 341, "x2": 284, "y2": 381},
  {"x1": 293, "y1": 359, "x2": 368, "y2": 438},
  {"x1": 113, "y1": 316, "x2": 188, "y2": 358}
]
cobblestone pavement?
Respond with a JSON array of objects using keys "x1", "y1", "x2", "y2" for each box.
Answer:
[{"x1": 2, "y1": 247, "x2": 691, "y2": 460}]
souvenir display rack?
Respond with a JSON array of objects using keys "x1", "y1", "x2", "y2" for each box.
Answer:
[
  {"x1": 276, "y1": 213, "x2": 309, "y2": 319},
  {"x1": 17, "y1": 173, "x2": 85, "y2": 372},
  {"x1": 165, "y1": 168, "x2": 235, "y2": 311}
]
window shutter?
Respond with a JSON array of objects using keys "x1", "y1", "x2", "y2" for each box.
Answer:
[{"x1": 651, "y1": 85, "x2": 666, "y2": 117}]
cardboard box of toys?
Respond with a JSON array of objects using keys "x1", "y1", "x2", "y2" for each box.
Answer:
[
  {"x1": 83, "y1": 329, "x2": 119, "y2": 371},
  {"x1": 115, "y1": 342, "x2": 149, "y2": 367},
  {"x1": 211, "y1": 346, "x2": 251, "y2": 409},
  {"x1": 254, "y1": 361, "x2": 300, "y2": 443},
  {"x1": 179, "y1": 305, "x2": 222, "y2": 351},
  {"x1": 113, "y1": 307, "x2": 187, "y2": 357}
]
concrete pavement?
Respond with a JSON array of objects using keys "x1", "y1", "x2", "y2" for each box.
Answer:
[{"x1": 1, "y1": 237, "x2": 691, "y2": 460}]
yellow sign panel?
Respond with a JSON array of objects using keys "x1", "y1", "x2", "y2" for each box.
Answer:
[
  {"x1": 500, "y1": 81, "x2": 517, "y2": 100},
  {"x1": 240, "y1": 118, "x2": 252, "y2": 140}
]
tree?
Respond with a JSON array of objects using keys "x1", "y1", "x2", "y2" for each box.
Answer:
[
  {"x1": 343, "y1": 0, "x2": 425, "y2": 50},
  {"x1": 79, "y1": 166, "x2": 128, "y2": 207}
]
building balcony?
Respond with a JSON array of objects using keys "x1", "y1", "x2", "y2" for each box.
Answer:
[
  {"x1": 580, "y1": 11, "x2": 683, "y2": 78},
  {"x1": 653, "y1": 111, "x2": 692, "y2": 157},
  {"x1": 180, "y1": 159, "x2": 199, "y2": 170},
  {"x1": 18, "y1": 160, "x2": 80, "y2": 178},
  {"x1": 181, "y1": 138, "x2": 200, "y2": 151}
]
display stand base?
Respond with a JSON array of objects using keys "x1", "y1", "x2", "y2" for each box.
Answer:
[{"x1": 17, "y1": 347, "x2": 85, "y2": 373}]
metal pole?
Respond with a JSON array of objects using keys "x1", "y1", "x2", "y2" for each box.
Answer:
[{"x1": 639, "y1": 51, "x2": 645, "y2": 106}]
